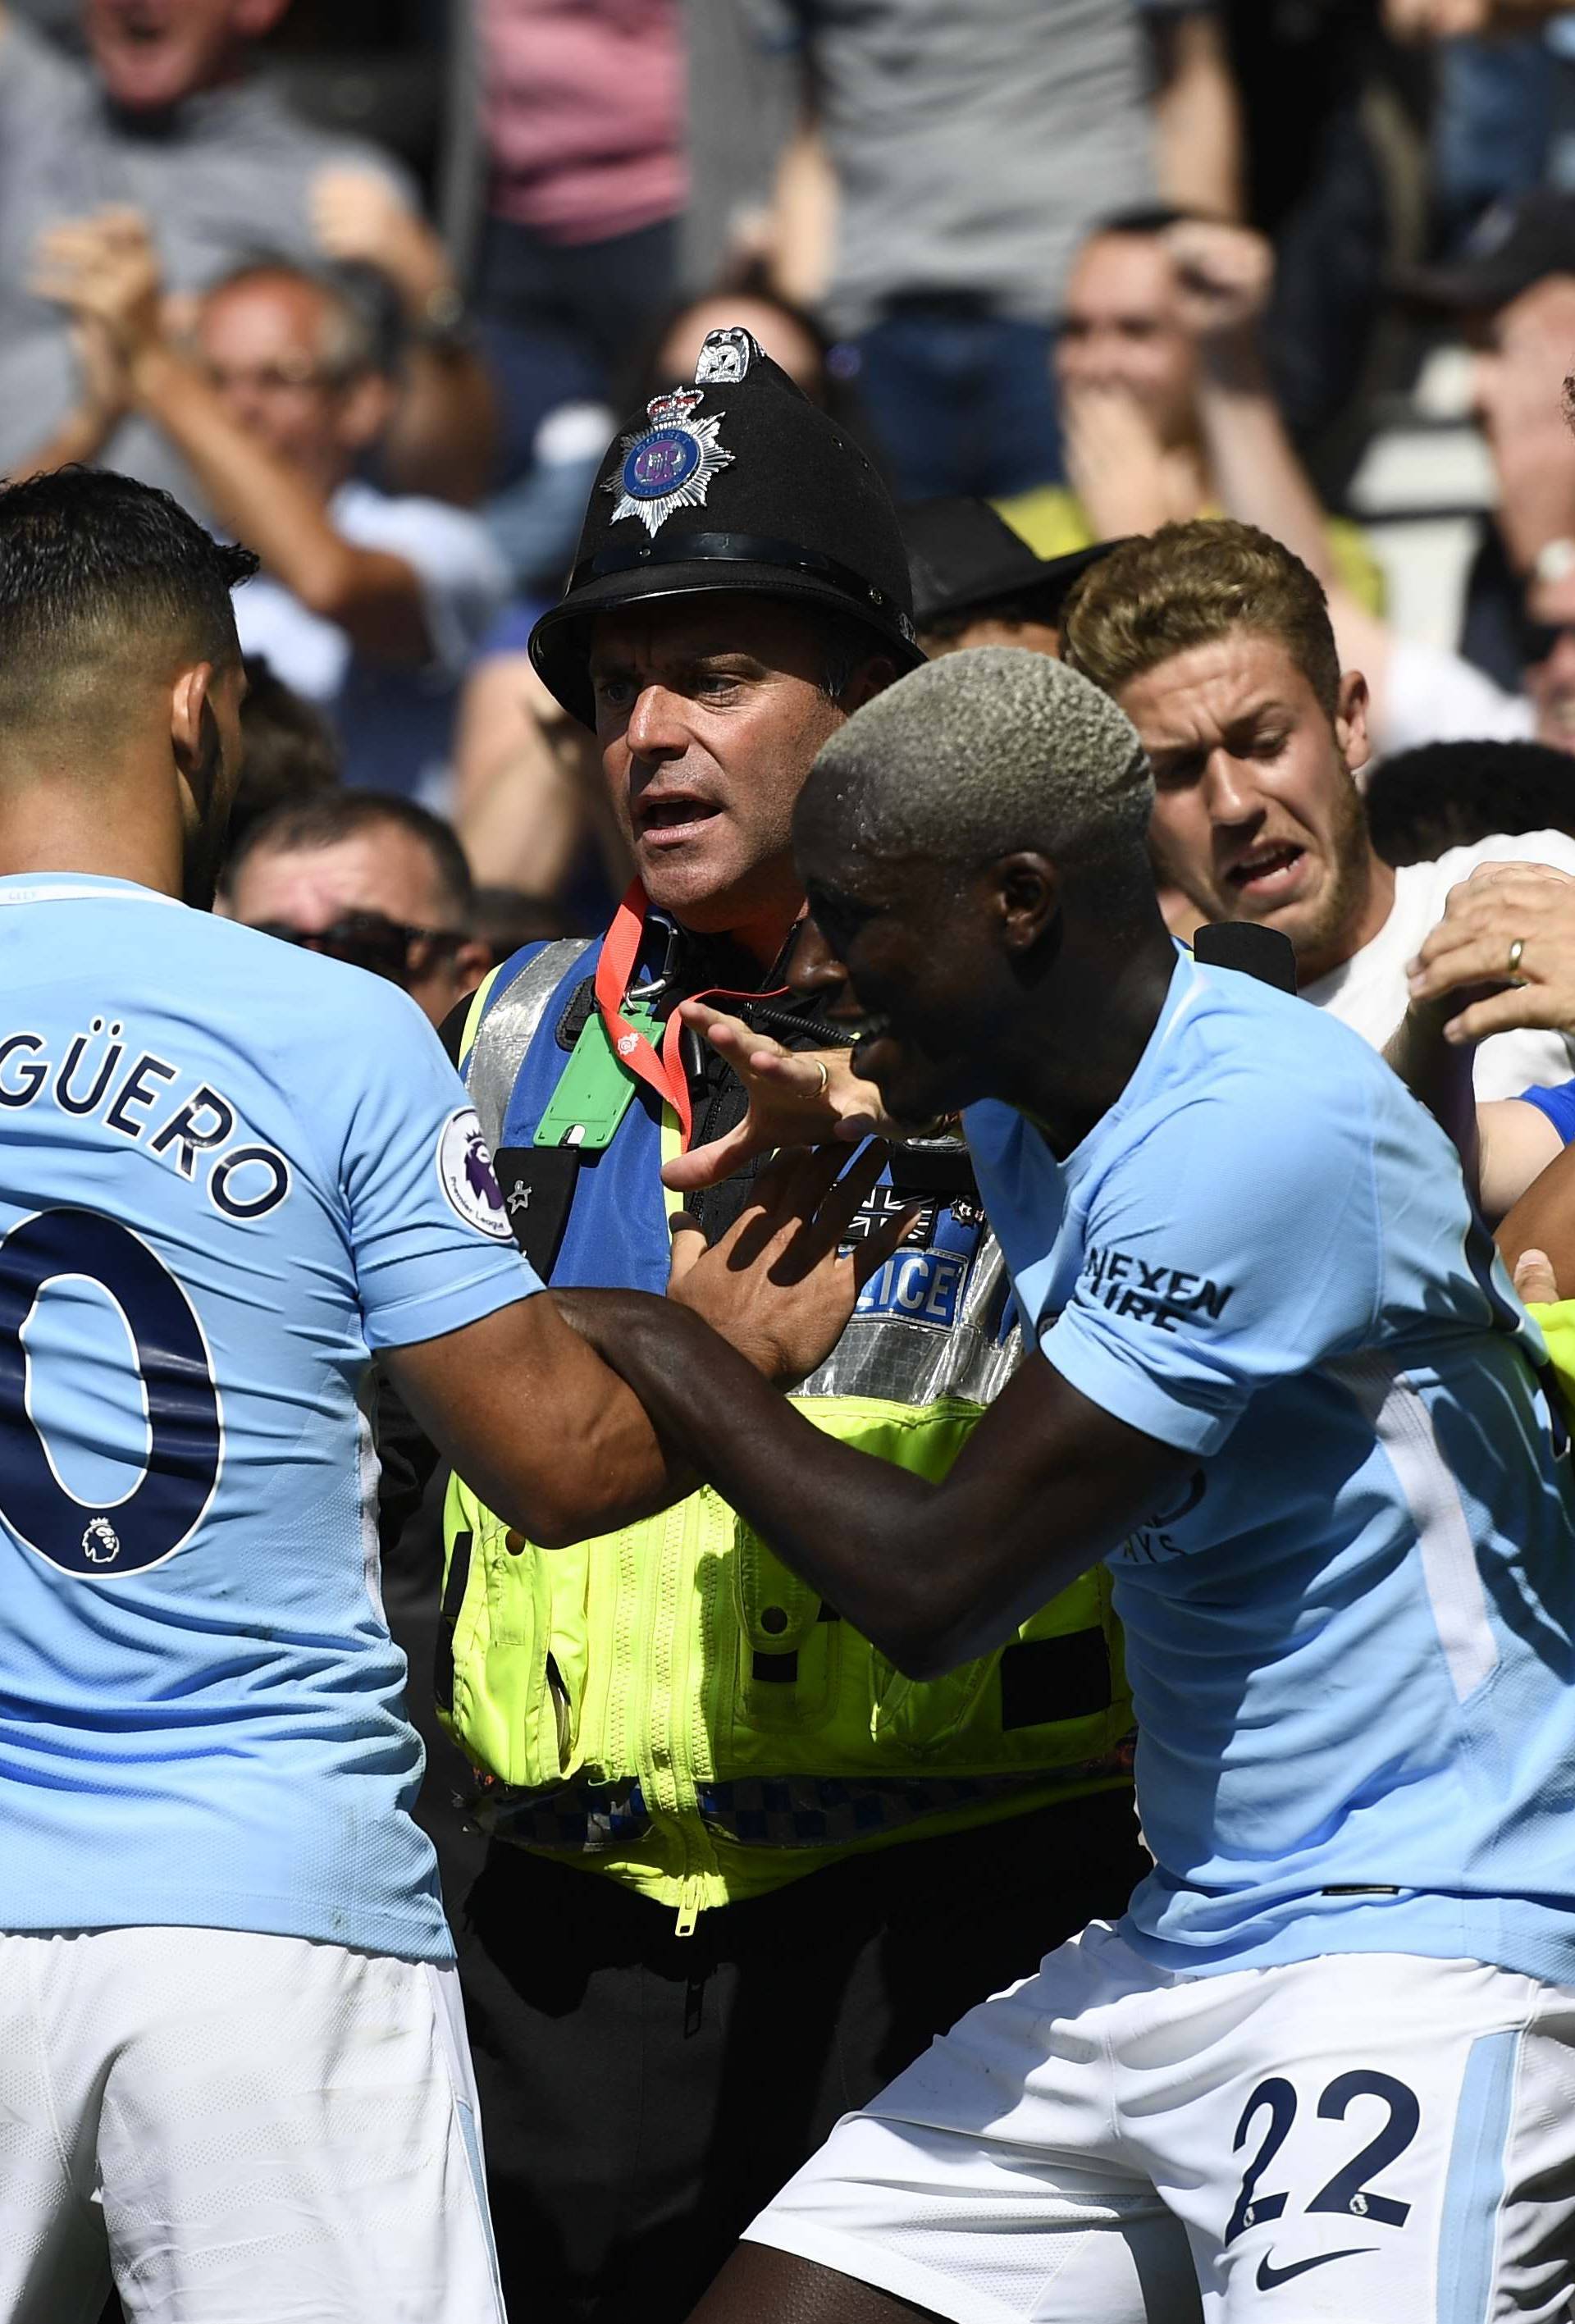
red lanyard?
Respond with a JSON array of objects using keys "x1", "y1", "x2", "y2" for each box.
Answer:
[
  {"x1": 592, "y1": 881, "x2": 795, "y2": 1155},
  {"x1": 594, "y1": 882, "x2": 696, "y2": 1148}
]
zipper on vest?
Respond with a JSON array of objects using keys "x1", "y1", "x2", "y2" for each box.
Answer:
[{"x1": 674, "y1": 1871, "x2": 704, "y2": 1939}]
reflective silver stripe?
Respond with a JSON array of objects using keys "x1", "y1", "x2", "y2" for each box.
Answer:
[
  {"x1": 803, "y1": 1234, "x2": 1021, "y2": 1404},
  {"x1": 463, "y1": 938, "x2": 590, "y2": 1147},
  {"x1": 1333, "y1": 1351, "x2": 1500, "y2": 1702}
]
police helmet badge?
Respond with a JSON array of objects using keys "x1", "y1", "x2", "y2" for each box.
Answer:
[
  {"x1": 694, "y1": 326, "x2": 753, "y2": 385},
  {"x1": 603, "y1": 383, "x2": 734, "y2": 538}
]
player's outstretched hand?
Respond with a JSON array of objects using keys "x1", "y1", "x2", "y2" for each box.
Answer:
[
  {"x1": 1406, "y1": 861, "x2": 1575, "y2": 1044},
  {"x1": 666, "y1": 1142, "x2": 918, "y2": 1387},
  {"x1": 660, "y1": 1002, "x2": 897, "y2": 1194}
]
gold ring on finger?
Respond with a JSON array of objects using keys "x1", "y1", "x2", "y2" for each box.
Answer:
[
  {"x1": 811, "y1": 1058, "x2": 830, "y2": 1099},
  {"x1": 1508, "y1": 937, "x2": 1528, "y2": 985}
]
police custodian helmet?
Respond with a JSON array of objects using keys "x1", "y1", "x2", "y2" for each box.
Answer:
[{"x1": 528, "y1": 326, "x2": 925, "y2": 727}]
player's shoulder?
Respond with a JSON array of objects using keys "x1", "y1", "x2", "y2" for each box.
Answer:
[{"x1": 1176, "y1": 952, "x2": 1390, "y2": 1105}]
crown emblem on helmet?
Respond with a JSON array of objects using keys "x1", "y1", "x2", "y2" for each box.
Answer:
[
  {"x1": 603, "y1": 386, "x2": 734, "y2": 539},
  {"x1": 646, "y1": 386, "x2": 705, "y2": 427}
]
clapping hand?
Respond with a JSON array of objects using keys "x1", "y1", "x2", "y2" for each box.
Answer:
[{"x1": 31, "y1": 206, "x2": 165, "y2": 372}]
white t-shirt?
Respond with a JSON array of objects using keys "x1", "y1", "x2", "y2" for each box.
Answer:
[
  {"x1": 1301, "y1": 832, "x2": 1575, "y2": 1098},
  {"x1": 1380, "y1": 637, "x2": 1535, "y2": 759},
  {"x1": 233, "y1": 481, "x2": 509, "y2": 805}
]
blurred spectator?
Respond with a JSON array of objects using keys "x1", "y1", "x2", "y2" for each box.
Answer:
[
  {"x1": 0, "y1": 0, "x2": 495, "y2": 508},
  {"x1": 1367, "y1": 737, "x2": 1575, "y2": 861},
  {"x1": 752, "y1": 1, "x2": 1242, "y2": 500},
  {"x1": 999, "y1": 215, "x2": 1386, "y2": 609},
  {"x1": 472, "y1": 0, "x2": 684, "y2": 398},
  {"x1": 221, "y1": 789, "x2": 491, "y2": 1026},
  {"x1": 470, "y1": 883, "x2": 586, "y2": 962},
  {"x1": 1385, "y1": 2, "x2": 1575, "y2": 39},
  {"x1": 453, "y1": 1, "x2": 684, "y2": 589},
  {"x1": 28, "y1": 221, "x2": 509, "y2": 800},
  {"x1": 1395, "y1": 192, "x2": 1575, "y2": 690},
  {"x1": 902, "y1": 495, "x2": 1122, "y2": 658},
  {"x1": 227, "y1": 651, "x2": 340, "y2": 855},
  {"x1": 1100, "y1": 199, "x2": 1575, "y2": 760},
  {"x1": 1219, "y1": 2, "x2": 1407, "y2": 457},
  {"x1": 1061, "y1": 519, "x2": 1575, "y2": 1098}
]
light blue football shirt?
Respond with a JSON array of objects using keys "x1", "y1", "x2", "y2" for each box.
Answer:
[
  {"x1": 0, "y1": 874, "x2": 541, "y2": 1961},
  {"x1": 965, "y1": 946, "x2": 1575, "y2": 1987}
]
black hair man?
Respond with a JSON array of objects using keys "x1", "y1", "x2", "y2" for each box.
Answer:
[
  {"x1": 426, "y1": 327, "x2": 1149, "y2": 2322},
  {"x1": 568, "y1": 644, "x2": 1575, "y2": 2324},
  {"x1": 0, "y1": 464, "x2": 872, "y2": 2320}
]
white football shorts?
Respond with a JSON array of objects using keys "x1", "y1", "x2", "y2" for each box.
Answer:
[
  {"x1": 746, "y1": 1920, "x2": 1575, "y2": 2322},
  {"x1": 0, "y1": 1924, "x2": 506, "y2": 2324}
]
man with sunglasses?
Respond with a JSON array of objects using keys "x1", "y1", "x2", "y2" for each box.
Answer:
[{"x1": 221, "y1": 789, "x2": 491, "y2": 1026}]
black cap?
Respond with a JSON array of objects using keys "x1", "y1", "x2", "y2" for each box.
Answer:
[
  {"x1": 529, "y1": 327, "x2": 924, "y2": 726},
  {"x1": 1391, "y1": 189, "x2": 1575, "y2": 314},
  {"x1": 902, "y1": 497, "x2": 1129, "y2": 629}
]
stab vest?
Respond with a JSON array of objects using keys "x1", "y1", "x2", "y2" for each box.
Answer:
[{"x1": 438, "y1": 925, "x2": 1134, "y2": 1929}]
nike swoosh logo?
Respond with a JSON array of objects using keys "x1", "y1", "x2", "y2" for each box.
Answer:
[{"x1": 1256, "y1": 2248, "x2": 1374, "y2": 2290}]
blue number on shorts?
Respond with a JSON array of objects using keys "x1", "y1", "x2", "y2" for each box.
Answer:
[
  {"x1": 0, "y1": 1207, "x2": 221, "y2": 1577},
  {"x1": 1223, "y1": 2078, "x2": 1296, "y2": 2244},
  {"x1": 1308, "y1": 2071, "x2": 1418, "y2": 2228},
  {"x1": 1225, "y1": 2071, "x2": 1420, "y2": 2244}
]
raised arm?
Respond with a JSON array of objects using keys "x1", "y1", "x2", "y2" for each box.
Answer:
[
  {"x1": 309, "y1": 167, "x2": 500, "y2": 509},
  {"x1": 31, "y1": 210, "x2": 433, "y2": 665},
  {"x1": 1148, "y1": 10, "x2": 1244, "y2": 223}
]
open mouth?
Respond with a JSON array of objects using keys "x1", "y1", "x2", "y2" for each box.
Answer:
[
  {"x1": 636, "y1": 797, "x2": 723, "y2": 844},
  {"x1": 1226, "y1": 841, "x2": 1305, "y2": 901}
]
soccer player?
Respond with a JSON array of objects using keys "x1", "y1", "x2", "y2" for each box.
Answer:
[
  {"x1": 0, "y1": 467, "x2": 883, "y2": 2323},
  {"x1": 568, "y1": 646, "x2": 1575, "y2": 2321}
]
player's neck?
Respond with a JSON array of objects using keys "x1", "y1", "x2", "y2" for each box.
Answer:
[
  {"x1": 1002, "y1": 922, "x2": 1179, "y2": 1157},
  {"x1": 0, "y1": 788, "x2": 185, "y2": 901}
]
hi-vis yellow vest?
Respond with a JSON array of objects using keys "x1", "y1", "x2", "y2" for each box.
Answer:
[{"x1": 440, "y1": 940, "x2": 1134, "y2": 1930}]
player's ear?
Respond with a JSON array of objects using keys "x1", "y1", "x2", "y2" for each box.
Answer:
[
  {"x1": 994, "y1": 852, "x2": 1061, "y2": 956},
  {"x1": 171, "y1": 662, "x2": 216, "y2": 774}
]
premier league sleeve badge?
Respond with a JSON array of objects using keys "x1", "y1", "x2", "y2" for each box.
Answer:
[{"x1": 603, "y1": 386, "x2": 734, "y2": 538}]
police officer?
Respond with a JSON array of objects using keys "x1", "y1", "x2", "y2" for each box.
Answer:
[{"x1": 440, "y1": 331, "x2": 1148, "y2": 2322}]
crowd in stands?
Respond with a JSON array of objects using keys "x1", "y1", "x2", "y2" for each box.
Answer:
[{"x1": 5, "y1": 0, "x2": 1575, "y2": 980}]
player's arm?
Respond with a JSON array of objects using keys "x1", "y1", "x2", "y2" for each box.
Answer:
[
  {"x1": 559, "y1": 1295, "x2": 1191, "y2": 1673},
  {"x1": 382, "y1": 1294, "x2": 688, "y2": 1549},
  {"x1": 385, "y1": 1144, "x2": 907, "y2": 1550},
  {"x1": 588, "y1": 1067, "x2": 1384, "y2": 1673}
]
